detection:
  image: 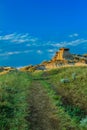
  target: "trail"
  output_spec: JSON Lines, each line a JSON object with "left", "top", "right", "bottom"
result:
{"left": 29, "top": 81, "right": 59, "bottom": 130}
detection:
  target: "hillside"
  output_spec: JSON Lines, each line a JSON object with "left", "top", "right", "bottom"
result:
{"left": 0, "top": 66, "right": 87, "bottom": 130}
{"left": 19, "top": 48, "right": 87, "bottom": 71}
{"left": 0, "top": 48, "right": 86, "bottom": 74}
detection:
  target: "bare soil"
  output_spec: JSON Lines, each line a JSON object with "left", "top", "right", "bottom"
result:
{"left": 29, "top": 81, "right": 60, "bottom": 130}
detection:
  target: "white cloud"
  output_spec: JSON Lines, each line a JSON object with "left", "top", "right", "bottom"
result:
{"left": 49, "top": 39, "right": 87, "bottom": 47}
{"left": 36, "top": 50, "right": 43, "bottom": 54}
{"left": 49, "top": 41, "right": 67, "bottom": 47}
{"left": 0, "top": 33, "right": 37, "bottom": 43}
{"left": 7, "top": 51, "right": 20, "bottom": 55}
{"left": 26, "top": 38, "right": 87, "bottom": 48}
{"left": 11, "top": 39, "right": 29, "bottom": 43}
{"left": 47, "top": 49, "right": 55, "bottom": 53}
{"left": 19, "top": 33, "right": 29, "bottom": 38}
{"left": 69, "top": 33, "right": 79, "bottom": 38}
{"left": 0, "top": 32, "right": 86, "bottom": 55}
{"left": 0, "top": 50, "right": 33, "bottom": 56}
{"left": 0, "top": 51, "right": 21, "bottom": 56}
{"left": 66, "top": 39, "right": 87, "bottom": 46}
{"left": 65, "top": 39, "right": 87, "bottom": 46}
{"left": 0, "top": 33, "right": 15, "bottom": 40}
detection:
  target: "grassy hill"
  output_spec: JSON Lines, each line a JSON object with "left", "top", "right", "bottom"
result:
{"left": 0, "top": 66, "right": 87, "bottom": 130}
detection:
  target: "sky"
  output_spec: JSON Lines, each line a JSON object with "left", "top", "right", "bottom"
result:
{"left": 0, "top": 0, "right": 87, "bottom": 67}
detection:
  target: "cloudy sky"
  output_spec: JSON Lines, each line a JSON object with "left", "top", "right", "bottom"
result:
{"left": 0, "top": 0, "right": 87, "bottom": 67}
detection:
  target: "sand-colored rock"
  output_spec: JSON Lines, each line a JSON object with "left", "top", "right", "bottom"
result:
{"left": 44, "top": 48, "right": 87, "bottom": 69}
{"left": 19, "top": 48, "right": 87, "bottom": 71}
{"left": 52, "top": 48, "right": 73, "bottom": 61}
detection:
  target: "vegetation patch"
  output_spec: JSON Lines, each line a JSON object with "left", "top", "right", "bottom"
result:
{"left": 0, "top": 71, "right": 31, "bottom": 130}
{"left": 0, "top": 66, "right": 87, "bottom": 130}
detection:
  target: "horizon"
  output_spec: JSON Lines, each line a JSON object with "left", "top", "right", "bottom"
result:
{"left": 0, "top": 47, "right": 86, "bottom": 68}
{"left": 0, "top": 0, "right": 87, "bottom": 67}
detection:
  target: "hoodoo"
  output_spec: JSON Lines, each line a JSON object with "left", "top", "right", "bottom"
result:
{"left": 52, "top": 47, "right": 73, "bottom": 61}
{"left": 20, "top": 47, "right": 87, "bottom": 71}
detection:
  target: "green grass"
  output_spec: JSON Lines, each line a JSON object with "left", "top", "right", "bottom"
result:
{"left": 32, "top": 66, "right": 87, "bottom": 129}
{"left": 0, "top": 71, "right": 31, "bottom": 130}
{"left": 46, "top": 67, "right": 87, "bottom": 112}
{"left": 40, "top": 80, "right": 79, "bottom": 130}
{"left": 0, "top": 66, "right": 87, "bottom": 130}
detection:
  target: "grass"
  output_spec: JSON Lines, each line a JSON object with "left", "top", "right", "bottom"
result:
{"left": 40, "top": 80, "right": 79, "bottom": 130}
{"left": 0, "top": 66, "right": 87, "bottom": 130}
{"left": 46, "top": 67, "right": 87, "bottom": 112}
{"left": 32, "top": 66, "right": 87, "bottom": 129}
{"left": 0, "top": 71, "right": 31, "bottom": 130}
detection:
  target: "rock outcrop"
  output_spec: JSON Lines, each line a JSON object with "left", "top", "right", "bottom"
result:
{"left": 20, "top": 47, "right": 87, "bottom": 71}
{"left": 52, "top": 48, "right": 73, "bottom": 61}
{"left": 0, "top": 66, "right": 16, "bottom": 75}
{"left": 41, "top": 48, "right": 87, "bottom": 69}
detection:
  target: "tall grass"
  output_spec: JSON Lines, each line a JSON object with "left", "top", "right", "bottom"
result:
{"left": 34, "top": 66, "right": 87, "bottom": 129}
{"left": 0, "top": 71, "right": 31, "bottom": 130}
{"left": 40, "top": 80, "right": 79, "bottom": 130}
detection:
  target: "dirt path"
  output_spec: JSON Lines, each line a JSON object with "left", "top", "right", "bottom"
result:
{"left": 29, "top": 81, "right": 59, "bottom": 130}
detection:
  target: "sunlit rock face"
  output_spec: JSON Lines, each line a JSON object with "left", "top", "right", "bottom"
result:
{"left": 44, "top": 48, "right": 87, "bottom": 69}
{"left": 20, "top": 48, "right": 87, "bottom": 71}
{"left": 52, "top": 48, "right": 73, "bottom": 61}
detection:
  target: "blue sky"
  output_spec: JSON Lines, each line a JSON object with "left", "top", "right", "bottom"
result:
{"left": 0, "top": 0, "right": 87, "bottom": 67}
